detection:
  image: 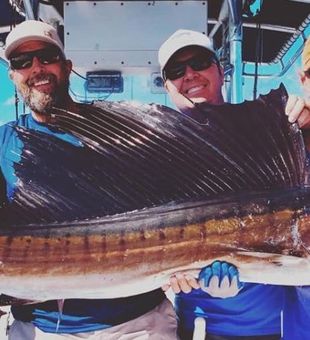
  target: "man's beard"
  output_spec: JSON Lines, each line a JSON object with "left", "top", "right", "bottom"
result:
{"left": 18, "top": 73, "right": 69, "bottom": 114}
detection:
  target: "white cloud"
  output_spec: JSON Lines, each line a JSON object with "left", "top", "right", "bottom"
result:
{"left": 3, "top": 96, "right": 16, "bottom": 106}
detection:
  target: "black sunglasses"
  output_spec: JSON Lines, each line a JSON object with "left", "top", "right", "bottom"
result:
{"left": 10, "top": 47, "right": 63, "bottom": 70}
{"left": 304, "top": 68, "right": 310, "bottom": 78}
{"left": 163, "top": 53, "right": 216, "bottom": 81}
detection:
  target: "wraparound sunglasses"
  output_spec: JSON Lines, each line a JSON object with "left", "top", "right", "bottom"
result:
{"left": 10, "top": 47, "right": 63, "bottom": 70}
{"left": 163, "top": 53, "right": 217, "bottom": 81}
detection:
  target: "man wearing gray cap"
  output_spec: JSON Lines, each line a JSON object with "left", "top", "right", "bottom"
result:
{"left": 158, "top": 29, "right": 283, "bottom": 340}
{"left": 1, "top": 20, "right": 178, "bottom": 339}
{"left": 158, "top": 29, "right": 225, "bottom": 112}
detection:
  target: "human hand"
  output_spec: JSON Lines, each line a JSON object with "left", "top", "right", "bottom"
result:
{"left": 285, "top": 95, "right": 310, "bottom": 129}
{"left": 162, "top": 272, "right": 200, "bottom": 294}
{"left": 165, "top": 80, "right": 196, "bottom": 114}
{"left": 0, "top": 309, "right": 7, "bottom": 318}
{"left": 198, "top": 260, "right": 244, "bottom": 298}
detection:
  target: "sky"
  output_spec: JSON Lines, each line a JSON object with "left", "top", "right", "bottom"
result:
{"left": 0, "top": 62, "right": 17, "bottom": 124}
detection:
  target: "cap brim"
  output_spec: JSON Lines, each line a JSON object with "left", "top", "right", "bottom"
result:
{"left": 5, "top": 35, "right": 64, "bottom": 59}
{"left": 160, "top": 43, "right": 215, "bottom": 73}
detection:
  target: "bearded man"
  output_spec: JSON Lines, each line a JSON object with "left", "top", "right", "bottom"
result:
{"left": 0, "top": 20, "right": 178, "bottom": 340}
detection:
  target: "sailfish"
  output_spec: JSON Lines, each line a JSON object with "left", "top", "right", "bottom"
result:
{"left": 0, "top": 84, "right": 309, "bottom": 302}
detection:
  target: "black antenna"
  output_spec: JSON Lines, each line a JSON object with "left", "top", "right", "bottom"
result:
{"left": 253, "top": 22, "right": 263, "bottom": 99}
{"left": 14, "top": 87, "right": 19, "bottom": 121}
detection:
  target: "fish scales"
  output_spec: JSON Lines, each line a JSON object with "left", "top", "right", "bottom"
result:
{"left": 0, "top": 194, "right": 310, "bottom": 300}
{"left": 0, "top": 213, "right": 308, "bottom": 300}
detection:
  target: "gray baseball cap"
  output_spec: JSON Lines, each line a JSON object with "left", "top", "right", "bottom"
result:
{"left": 5, "top": 20, "right": 64, "bottom": 59}
{"left": 158, "top": 29, "right": 215, "bottom": 71}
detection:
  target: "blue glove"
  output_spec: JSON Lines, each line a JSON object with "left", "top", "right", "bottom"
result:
{"left": 198, "top": 260, "right": 244, "bottom": 297}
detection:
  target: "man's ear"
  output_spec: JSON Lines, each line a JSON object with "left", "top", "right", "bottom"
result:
{"left": 8, "top": 69, "right": 14, "bottom": 81}
{"left": 219, "top": 66, "right": 224, "bottom": 86}
{"left": 164, "top": 81, "right": 169, "bottom": 92}
{"left": 64, "top": 59, "right": 73, "bottom": 76}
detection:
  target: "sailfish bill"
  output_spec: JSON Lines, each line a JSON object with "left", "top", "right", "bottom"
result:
{"left": 0, "top": 84, "right": 309, "bottom": 301}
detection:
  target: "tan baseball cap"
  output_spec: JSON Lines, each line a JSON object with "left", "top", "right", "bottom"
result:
{"left": 158, "top": 29, "right": 215, "bottom": 71}
{"left": 5, "top": 20, "right": 64, "bottom": 59}
{"left": 302, "top": 36, "right": 310, "bottom": 71}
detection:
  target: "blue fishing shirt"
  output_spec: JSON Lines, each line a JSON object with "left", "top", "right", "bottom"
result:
{"left": 283, "top": 286, "right": 310, "bottom": 339}
{"left": 175, "top": 283, "right": 284, "bottom": 336}
{"left": 0, "top": 113, "right": 166, "bottom": 333}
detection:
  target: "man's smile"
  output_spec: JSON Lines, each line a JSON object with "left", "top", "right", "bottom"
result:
{"left": 27, "top": 74, "right": 56, "bottom": 93}
{"left": 185, "top": 84, "right": 207, "bottom": 95}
